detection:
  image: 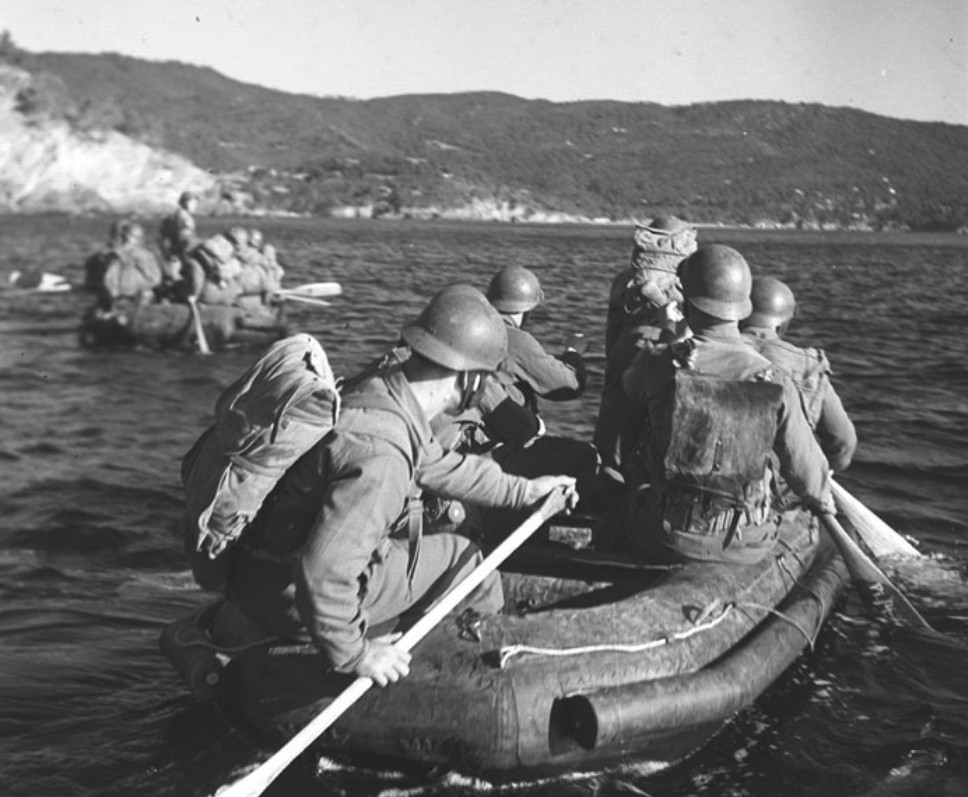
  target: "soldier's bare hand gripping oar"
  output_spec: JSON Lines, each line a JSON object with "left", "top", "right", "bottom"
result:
{"left": 212, "top": 484, "right": 575, "bottom": 797}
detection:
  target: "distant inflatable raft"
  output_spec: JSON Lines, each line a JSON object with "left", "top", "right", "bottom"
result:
{"left": 79, "top": 298, "right": 288, "bottom": 351}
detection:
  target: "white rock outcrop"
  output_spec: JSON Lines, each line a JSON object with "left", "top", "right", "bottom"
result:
{"left": 0, "top": 65, "right": 215, "bottom": 213}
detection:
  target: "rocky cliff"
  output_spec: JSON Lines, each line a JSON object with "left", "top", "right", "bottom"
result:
{"left": 0, "top": 65, "right": 214, "bottom": 213}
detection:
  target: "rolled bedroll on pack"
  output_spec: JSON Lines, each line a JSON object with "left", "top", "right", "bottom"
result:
{"left": 79, "top": 297, "right": 289, "bottom": 351}
{"left": 163, "top": 509, "right": 848, "bottom": 778}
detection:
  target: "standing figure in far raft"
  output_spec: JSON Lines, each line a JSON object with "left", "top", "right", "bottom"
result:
{"left": 594, "top": 215, "right": 697, "bottom": 480}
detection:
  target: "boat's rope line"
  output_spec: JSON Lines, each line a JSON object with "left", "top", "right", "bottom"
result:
{"left": 497, "top": 603, "right": 735, "bottom": 668}
{"left": 497, "top": 548, "right": 828, "bottom": 667}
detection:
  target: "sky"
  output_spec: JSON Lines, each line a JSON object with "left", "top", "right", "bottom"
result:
{"left": 3, "top": 0, "right": 967, "bottom": 125}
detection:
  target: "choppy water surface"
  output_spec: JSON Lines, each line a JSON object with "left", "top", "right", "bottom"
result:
{"left": 1, "top": 216, "right": 967, "bottom": 797}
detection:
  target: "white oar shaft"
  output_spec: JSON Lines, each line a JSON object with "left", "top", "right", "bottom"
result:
{"left": 275, "top": 282, "right": 342, "bottom": 299}
{"left": 831, "top": 480, "right": 921, "bottom": 559}
{"left": 214, "top": 493, "right": 563, "bottom": 797}
{"left": 187, "top": 297, "right": 212, "bottom": 355}
{"left": 819, "top": 513, "right": 932, "bottom": 630}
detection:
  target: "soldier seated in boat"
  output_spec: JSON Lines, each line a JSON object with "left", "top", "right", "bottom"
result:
{"left": 619, "top": 245, "right": 833, "bottom": 564}
{"left": 95, "top": 222, "right": 163, "bottom": 312}
{"left": 228, "top": 227, "right": 282, "bottom": 300}
{"left": 594, "top": 216, "right": 697, "bottom": 481}
{"left": 741, "top": 276, "right": 857, "bottom": 473}
{"left": 249, "top": 228, "right": 285, "bottom": 286}
{"left": 482, "top": 266, "right": 602, "bottom": 499}
{"left": 426, "top": 269, "right": 606, "bottom": 539}
{"left": 180, "top": 231, "right": 244, "bottom": 306}
{"left": 219, "top": 287, "right": 577, "bottom": 686}
{"left": 84, "top": 217, "right": 135, "bottom": 291}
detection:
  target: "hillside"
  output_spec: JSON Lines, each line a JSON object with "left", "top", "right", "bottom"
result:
{"left": 2, "top": 35, "right": 967, "bottom": 229}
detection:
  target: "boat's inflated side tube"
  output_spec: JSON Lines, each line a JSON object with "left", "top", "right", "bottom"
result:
{"left": 159, "top": 606, "right": 228, "bottom": 701}
{"left": 548, "top": 543, "right": 846, "bottom": 751}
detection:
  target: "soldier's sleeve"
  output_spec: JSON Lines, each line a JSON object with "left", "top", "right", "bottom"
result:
{"left": 773, "top": 377, "right": 833, "bottom": 513}
{"left": 294, "top": 443, "right": 411, "bottom": 672}
{"left": 816, "top": 378, "right": 857, "bottom": 473}
{"left": 513, "top": 330, "right": 586, "bottom": 400}
{"left": 417, "top": 438, "right": 532, "bottom": 510}
{"left": 479, "top": 377, "right": 542, "bottom": 445}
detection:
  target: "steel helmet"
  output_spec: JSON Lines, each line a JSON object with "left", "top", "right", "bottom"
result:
{"left": 644, "top": 215, "right": 691, "bottom": 235}
{"left": 485, "top": 266, "right": 544, "bottom": 313}
{"left": 747, "top": 276, "right": 796, "bottom": 328}
{"left": 402, "top": 285, "right": 508, "bottom": 372}
{"left": 680, "top": 245, "right": 752, "bottom": 321}
{"left": 226, "top": 227, "right": 248, "bottom": 247}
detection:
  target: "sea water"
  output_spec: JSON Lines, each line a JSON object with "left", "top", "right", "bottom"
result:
{"left": 1, "top": 216, "right": 967, "bottom": 796}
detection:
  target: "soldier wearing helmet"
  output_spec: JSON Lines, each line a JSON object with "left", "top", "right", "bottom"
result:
{"left": 484, "top": 265, "right": 587, "bottom": 417}
{"left": 97, "top": 221, "right": 163, "bottom": 311}
{"left": 157, "top": 190, "right": 201, "bottom": 298}
{"left": 619, "top": 245, "right": 833, "bottom": 564}
{"left": 474, "top": 266, "right": 607, "bottom": 518}
{"left": 594, "top": 215, "right": 697, "bottom": 478}
{"left": 741, "top": 277, "right": 856, "bottom": 473}
{"left": 225, "top": 286, "right": 577, "bottom": 687}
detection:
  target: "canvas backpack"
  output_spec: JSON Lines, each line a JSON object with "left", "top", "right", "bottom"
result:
{"left": 180, "top": 333, "right": 340, "bottom": 590}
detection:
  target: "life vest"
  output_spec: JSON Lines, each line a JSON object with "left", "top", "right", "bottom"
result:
{"left": 180, "top": 333, "right": 340, "bottom": 590}
{"left": 659, "top": 369, "right": 782, "bottom": 539}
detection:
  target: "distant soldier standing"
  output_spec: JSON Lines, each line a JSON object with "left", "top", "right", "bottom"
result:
{"left": 741, "top": 276, "right": 857, "bottom": 473}
{"left": 594, "top": 216, "right": 697, "bottom": 478}
{"left": 158, "top": 191, "right": 200, "bottom": 293}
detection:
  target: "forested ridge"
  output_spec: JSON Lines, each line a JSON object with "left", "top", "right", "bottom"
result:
{"left": 3, "top": 33, "right": 967, "bottom": 229}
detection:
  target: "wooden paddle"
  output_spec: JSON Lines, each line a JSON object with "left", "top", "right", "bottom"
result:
{"left": 213, "top": 488, "right": 571, "bottom": 797}
{"left": 275, "top": 293, "right": 331, "bottom": 308}
{"left": 818, "top": 512, "right": 933, "bottom": 630}
{"left": 187, "top": 296, "right": 212, "bottom": 355}
{"left": 275, "top": 282, "right": 343, "bottom": 300}
{"left": 831, "top": 479, "right": 922, "bottom": 559}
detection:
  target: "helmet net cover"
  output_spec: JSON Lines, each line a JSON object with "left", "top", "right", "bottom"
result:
{"left": 633, "top": 215, "right": 697, "bottom": 260}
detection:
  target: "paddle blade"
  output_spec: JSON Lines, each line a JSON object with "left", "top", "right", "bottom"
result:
{"left": 819, "top": 513, "right": 933, "bottom": 630}
{"left": 277, "top": 282, "right": 342, "bottom": 299}
{"left": 277, "top": 294, "right": 331, "bottom": 308}
{"left": 831, "top": 480, "right": 922, "bottom": 559}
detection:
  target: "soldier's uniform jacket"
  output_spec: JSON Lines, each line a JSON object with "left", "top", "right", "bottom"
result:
{"left": 497, "top": 320, "right": 587, "bottom": 414}
{"left": 159, "top": 207, "right": 197, "bottom": 259}
{"left": 101, "top": 244, "right": 162, "bottom": 301}
{"left": 743, "top": 326, "right": 857, "bottom": 473}
{"left": 226, "top": 360, "right": 532, "bottom": 672}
